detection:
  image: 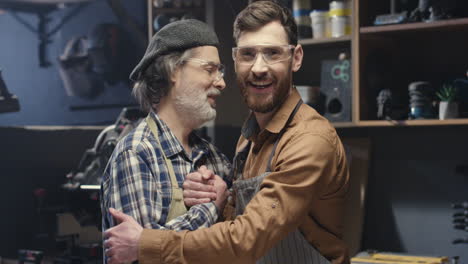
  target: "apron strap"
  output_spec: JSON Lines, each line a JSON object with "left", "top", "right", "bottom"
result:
{"left": 146, "top": 115, "right": 180, "bottom": 189}
{"left": 266, "top": 99, "right": 303, "bottom": 172}
{"left": 146, "top": 115, "right": 187, "bottom": 220}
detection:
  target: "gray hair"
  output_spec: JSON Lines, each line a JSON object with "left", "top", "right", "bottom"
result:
{"left": 132, "top": 49, "right": 194, "bottom": 112}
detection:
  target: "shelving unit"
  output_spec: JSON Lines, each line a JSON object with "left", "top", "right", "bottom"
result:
{"left": 355, "top": 0, "right": 468, "bottom": 127}
{"left": 296, "top": 0, "right": 468, "bottom": 128}
{"left": 147, "top": 0, "right": 210, "bottom": 39}
{"left": 294, "top": 0, "right": 354, "bottom": 128}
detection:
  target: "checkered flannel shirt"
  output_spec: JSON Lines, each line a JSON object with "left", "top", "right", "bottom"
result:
{"left": 101, "top": 111, "right": 232, "bottom": 232}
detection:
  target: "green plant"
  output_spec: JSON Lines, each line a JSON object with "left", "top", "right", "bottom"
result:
{"left": 436, "top": 84, "right": 457, "bottom": 102}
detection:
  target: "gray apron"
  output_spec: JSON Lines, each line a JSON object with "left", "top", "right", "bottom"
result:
{"left": 231, "top": 100, "right": 330, "bottom": 264}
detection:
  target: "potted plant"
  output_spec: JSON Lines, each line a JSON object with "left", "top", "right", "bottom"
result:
{"left": 436, "top": 84, "right": 458, "bottom": 120}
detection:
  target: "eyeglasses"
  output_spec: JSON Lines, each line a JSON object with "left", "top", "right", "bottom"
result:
{"left": 232, "top": 44, "right": 295, "bottom": 66}
{"left": 184, "top": 58, "right": 225, "bottom": 82}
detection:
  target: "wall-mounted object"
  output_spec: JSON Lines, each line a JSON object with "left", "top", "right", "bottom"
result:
{"left": 0, "top": 69, "right": 20, "bottom": 113}
{"left": 0, "top": 0, "right": 94, "bottom": 67}
{"left": 320, "top": 59, "right": 352, "bottom": 122}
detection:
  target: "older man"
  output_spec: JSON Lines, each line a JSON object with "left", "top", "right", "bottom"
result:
{"left": 104, "top": 2, "right": 350, "bottom": 264}
{"left": 100, "top": 19, "right": 231, "bottom": 262}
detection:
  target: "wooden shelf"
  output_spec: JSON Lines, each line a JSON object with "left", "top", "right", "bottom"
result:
{"left": 332, "top": 119, "right": 468, "bottom": 128}
{"left": 357, "top": 119, "right": 468, "bottom": 127}
{"left": 333, "top": 122, "right": 357, "bottom": 128}
{"left": 360, "top": 17, "right": 468, "bottom": 34}
{"left": 299, "top": 35, "right": 351, "bottom": 46}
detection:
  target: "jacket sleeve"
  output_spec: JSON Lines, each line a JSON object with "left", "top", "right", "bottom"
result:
{"left": 138, "top": 132, "right": 346, "bottom": 264}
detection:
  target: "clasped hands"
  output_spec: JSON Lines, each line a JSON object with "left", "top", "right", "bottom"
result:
{"left": 103, "top": 165, "right": 229, "bottom": 264}
{"left": 183, "top": 165, "right": 230, "bottom": 210}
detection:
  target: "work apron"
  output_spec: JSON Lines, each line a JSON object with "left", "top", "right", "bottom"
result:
{"left": 231, "top": 100, "right": 330, "bottom": 264}
{"left": 146, "top": 116, "right": 188, "bottom": 222}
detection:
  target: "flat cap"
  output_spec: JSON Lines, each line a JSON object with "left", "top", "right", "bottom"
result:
{"left": 129, "top": 19, "right": 219, "bottom": 81}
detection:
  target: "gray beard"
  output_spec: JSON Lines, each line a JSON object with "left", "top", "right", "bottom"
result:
{"left": 174, "top": 94, "right": 216, "bottom": 128}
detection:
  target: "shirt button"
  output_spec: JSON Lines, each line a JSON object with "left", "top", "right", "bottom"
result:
{"left": 271, "top": 203, "right": 277, "bottom": 208}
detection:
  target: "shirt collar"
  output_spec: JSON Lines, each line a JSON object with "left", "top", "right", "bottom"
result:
{"left": 148, "top": 111, "right": 208, "bottom": 158}
{"left": 241, "top": 87, "right": 302, "bottom": 140}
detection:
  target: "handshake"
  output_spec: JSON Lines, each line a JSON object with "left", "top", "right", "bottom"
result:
{"left": 183, "top": 165, "right": 230, "bottom": 210}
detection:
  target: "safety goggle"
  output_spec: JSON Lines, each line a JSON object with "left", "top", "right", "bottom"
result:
{"left": 232, "top": 44, "right": 295, "bottom": 65}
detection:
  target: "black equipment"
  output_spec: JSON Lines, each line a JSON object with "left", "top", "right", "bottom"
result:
{"left": 57, "top": 107, "right": 145, "bottom": 247}
{"left": 0, "top": 69, "right": 20, "bottom": 113}
{"left": 18, "top": 249, "right": 43, "bottom": 264}
{"left": 64, "top": 107, "right": 146, "bottom": 192}
{"left": 320, "top": 59, "right": 352, "bottom": 122}
{"left": 452, "top": 201, "right": 468, "bottom": 245}
{"left": 408, "top": 81, "right": 436, "bottom": 119}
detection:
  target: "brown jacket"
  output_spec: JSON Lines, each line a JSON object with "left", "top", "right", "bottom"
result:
{"left": 139, "top": 88, "right": 350, "bottom": 264}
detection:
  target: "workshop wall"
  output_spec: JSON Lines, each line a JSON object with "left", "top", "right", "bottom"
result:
{"left": 0, "top": 126, "right": 102, "bottom": 258}
{"left": 211, "top": 0, "right": 250, "bottom": 129}
{"left": 0, "top": 1, "right": 144, "bottom": 126}
{"left": 0, "top": 0, "right": 145, "bottom": 258}
{"left": 340, "top": 126, "right": 468, "bottom": 261}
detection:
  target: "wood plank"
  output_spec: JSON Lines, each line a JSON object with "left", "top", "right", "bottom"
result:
{"left": 357, "top": 119, "right": 468, "bottom": 127}
{"left": 352, "top": 0, "right": 360, "bottom": 123}
{"left": 147, "top": 0, "right": 153, "bottom": 38}
{"left": 299, "top": 35, "right": 351, "bottom": 46}
{"left": 360, "top": 17, "right": 468, "bottom": 34}
{"left": 333, "top": 122, "right": 357, "bottom": 128}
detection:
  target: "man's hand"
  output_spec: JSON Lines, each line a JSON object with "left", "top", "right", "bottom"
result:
{"left": 104, "top": 208, "right": 143, "bottom": 264}
{"left": 183, "top": 165, "right": 217, "bottom": 206}
{"left": 211, "top": 175, "right": 230, "bottom": 211}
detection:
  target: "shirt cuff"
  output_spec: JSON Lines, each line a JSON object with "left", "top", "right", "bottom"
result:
{"left": 139, "top": 229, "right": 164, "bottom": 264}
{"left": 203, "top": 202, "right": 219, "bottom": 225}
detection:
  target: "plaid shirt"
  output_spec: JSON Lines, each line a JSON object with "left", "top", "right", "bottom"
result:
{"left": 101, "top": 111, "right": 231, "bottom": 232}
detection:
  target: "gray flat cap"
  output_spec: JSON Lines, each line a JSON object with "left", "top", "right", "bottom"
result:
{"left": 129, "top": 19, "right": 219, "bottom": 81}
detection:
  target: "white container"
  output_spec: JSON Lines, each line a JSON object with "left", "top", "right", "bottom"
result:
{"left": 330, "top": 16, "right": 351, "bottom": 37}
{"left": 329, "top": 1, "right": 351, "bottom": 37}
{"left": 310, "top": 10, "right": 328, "bottom": 39}
{"left": 439, "top": 101, "right": 459, "bottom": 120}
{"left": 329, "top": 1, "right": 351, "bottom": 15}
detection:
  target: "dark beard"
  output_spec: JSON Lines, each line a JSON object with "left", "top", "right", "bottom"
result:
{"left": 237, "top": 72, "right": 291, "bottom": 113}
